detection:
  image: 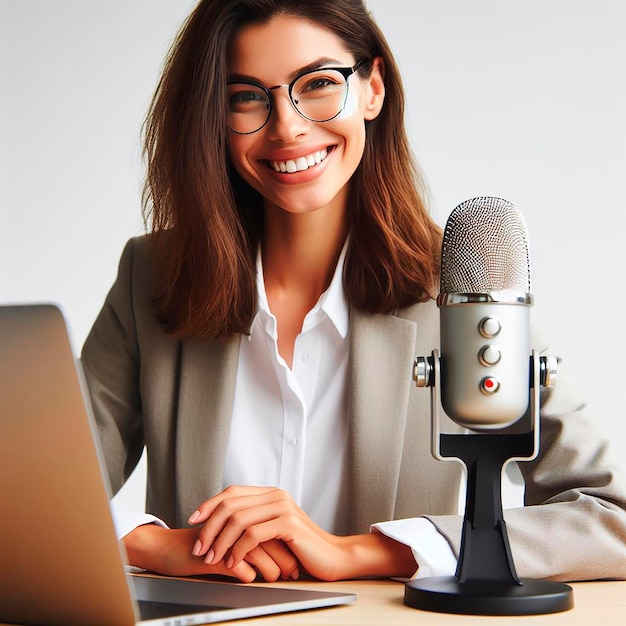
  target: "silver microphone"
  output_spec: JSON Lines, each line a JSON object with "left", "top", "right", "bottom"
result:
{"left": 406, "top": 198, "right": 572, "bottom": 616}
{"left": 438, "top": 196, "right": 533, "bottom": 430}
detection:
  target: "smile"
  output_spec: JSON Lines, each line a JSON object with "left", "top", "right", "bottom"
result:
{"left": 269, "top": 148, "right": 330, "bottom": 173}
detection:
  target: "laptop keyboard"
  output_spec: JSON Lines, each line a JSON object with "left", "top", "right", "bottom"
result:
{"left": 137, "top": 599, "right": 227, "bottom": 620}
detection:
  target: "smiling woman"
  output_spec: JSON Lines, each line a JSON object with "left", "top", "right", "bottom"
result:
{"left": 77, "top": 0, "right": 626, "bottom": 586}
{"left": 140, "top": 1, "right": 436, "bottom": 346}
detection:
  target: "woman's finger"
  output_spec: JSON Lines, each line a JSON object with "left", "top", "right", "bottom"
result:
{"left": 239, "top": 544, "right": 290, "bottom": 582}
{"left": 204, "top": 498, "right": 300, "bottom": 564}
{"left": 193, "top": 488, "right": 295, "bottom": 558}
{"left": 227, "top": 518, "right": 293, "bottom": 566}
{"left": 256, "top": 539, "right": 300, "bottom": 580}
{"left": 227, "top": 517, "right": 348, "bottom": 582}
{"left": 188, "top": 485, "right": 278, "bottom": 525}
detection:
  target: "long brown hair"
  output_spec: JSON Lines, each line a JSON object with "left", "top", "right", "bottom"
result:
{"left": 142, "top": 0, "right": 441, "bottom": 341}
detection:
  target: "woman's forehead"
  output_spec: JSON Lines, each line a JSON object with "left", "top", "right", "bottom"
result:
{"left": 227, "top": 15, "right": 353, "bottom": 82}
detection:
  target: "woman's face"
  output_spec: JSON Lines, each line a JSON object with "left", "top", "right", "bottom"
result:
{"left": 227, "top": 15, "right": 384, "bottom": 218}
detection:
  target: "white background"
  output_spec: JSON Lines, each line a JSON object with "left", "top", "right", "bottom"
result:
{"left": 2, "top": 1, "right": 625, "bottom": 511}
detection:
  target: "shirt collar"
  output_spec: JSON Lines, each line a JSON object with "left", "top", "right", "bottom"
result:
{"left": 250, "top": 240, "right": 349, "bottom": 340}
{"left": 316, "top": 240, "right": 349, "bottom": 338}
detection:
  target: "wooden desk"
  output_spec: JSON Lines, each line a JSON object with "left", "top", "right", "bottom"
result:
{"left": 247, "top": 579, "right": 625, "bottom": 625}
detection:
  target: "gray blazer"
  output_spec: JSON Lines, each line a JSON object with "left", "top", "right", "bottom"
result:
{"left": 81, "top": 236, "right": 626, "bottom": 582}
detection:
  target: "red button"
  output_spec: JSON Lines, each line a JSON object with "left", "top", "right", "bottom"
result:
{"left": 480, "top": 376, "right": 500, "bottom": 394}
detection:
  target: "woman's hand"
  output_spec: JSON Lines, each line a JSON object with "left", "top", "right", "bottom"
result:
{"left": 122, "top": 523, "right": 299, "bottom": 583}
{"left": 187, "top": 485, "right": 418, "bottom": 581}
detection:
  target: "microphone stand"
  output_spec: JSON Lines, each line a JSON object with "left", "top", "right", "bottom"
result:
{"left": 404, "top": 351, "right": 574, "bottom": 615}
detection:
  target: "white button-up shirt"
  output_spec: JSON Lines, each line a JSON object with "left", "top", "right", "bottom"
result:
{"left": 223, "top": 244, "right": 350, "bottom": 535}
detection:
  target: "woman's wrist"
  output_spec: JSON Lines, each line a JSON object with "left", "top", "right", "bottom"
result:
{"left": 336, "top": 532, "right": 417, "bottom": 580}
{"left": 122, "top": 523, "right": 167, "bottom": 571}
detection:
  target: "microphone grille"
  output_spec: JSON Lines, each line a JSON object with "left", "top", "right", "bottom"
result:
{"left": 440, "top": 196, "right": 531, "bottom": 293}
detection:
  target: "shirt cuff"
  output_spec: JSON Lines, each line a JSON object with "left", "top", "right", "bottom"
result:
{"left": 371, "top": 517, "right": 457, "bottom": 580}
{"left": 110, "top": 503, "right": 169, "bottom": 540}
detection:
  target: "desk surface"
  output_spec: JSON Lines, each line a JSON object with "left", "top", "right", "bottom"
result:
{"left": 1, "top": 578, "right": 623, "bottom": 625}
{"left": 248, "top": 579, "right": 625, "bottom": 625}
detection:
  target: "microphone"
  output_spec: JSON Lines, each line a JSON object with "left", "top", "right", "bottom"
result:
{"left": 438, "top": 196, "right": 533, "bottom": 430}
{"left": 405, "top": 197, "right": 572, "bottom": 616}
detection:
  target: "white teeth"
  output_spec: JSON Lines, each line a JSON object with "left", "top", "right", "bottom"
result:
{"left": 270, "top": 149, "right": 328, "bottom": 173}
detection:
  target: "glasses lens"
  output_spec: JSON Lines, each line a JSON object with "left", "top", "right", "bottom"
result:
{"left": 228, "top": 83, "right": 270, "bottom": 134}
{"left": 291, "top": 69, "right": 349, "bottom": 122}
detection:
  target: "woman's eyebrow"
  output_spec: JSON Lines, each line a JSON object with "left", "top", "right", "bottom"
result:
{"left": 286, "top": 57, "right": 346, "bottom": 81}
{"left": 228, "top": 56, "right": 347, "bottom": 85}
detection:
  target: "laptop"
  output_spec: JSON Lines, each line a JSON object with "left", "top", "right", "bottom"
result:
{"left": 0, "top": 304, "right": 356, "bottom": 625}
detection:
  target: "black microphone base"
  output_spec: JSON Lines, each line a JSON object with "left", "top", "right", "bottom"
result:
{"left": 404, "top": 576, "right": 573, "bottom": 615}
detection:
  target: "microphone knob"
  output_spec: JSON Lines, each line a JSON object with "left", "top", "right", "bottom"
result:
{"left": 479, "top": 345, "right": 502, "bottom": 366}
{"left": 539, "top": 356, "right": 558, "bottom": 387}
{"left": 414, "top": 356, "right": 434, "bottom": 388}
{"left": 478, "top": 316, "right": 501, "bottom": 338}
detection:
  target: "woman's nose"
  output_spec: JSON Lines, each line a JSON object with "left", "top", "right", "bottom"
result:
{"left": 265, "top": 89, "right": 311, "bottom": 141}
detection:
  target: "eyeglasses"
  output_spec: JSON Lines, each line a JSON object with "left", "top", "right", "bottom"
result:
{"left": 227, "top": 59, "right": 366, "bottom": 135}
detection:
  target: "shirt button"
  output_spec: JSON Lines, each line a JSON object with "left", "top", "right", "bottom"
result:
{"left": 290, "top": 437, "right": 299, "bottom": 447}
{"left": 301, "top": 353, "right": 311, "bottom": 362}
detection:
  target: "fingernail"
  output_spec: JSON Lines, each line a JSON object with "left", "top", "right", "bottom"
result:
{"left": 192, "top": 540, "right": 203, "bottom": 556}
{"left": 203, "top": 549, "right": 215, "bottom": 564}
{"left": 226, "top": 555, "right": 234, "bottom": 569}
{"left": 188, "top": 510, "right": 201, "bottom": 524}
{"left": 290, "top": 569, "right": 300, "bottom": 580}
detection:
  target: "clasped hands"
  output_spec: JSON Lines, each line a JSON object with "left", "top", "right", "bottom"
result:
{"left": 124, "top": 484, "right": 416, "bottom": 583}
{"left": 188, "top": 484, "right": 351, "bottom": 582}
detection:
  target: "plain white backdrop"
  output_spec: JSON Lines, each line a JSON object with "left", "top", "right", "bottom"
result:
{"left": 2, "top": 1, "right": 625, "bottom": 511}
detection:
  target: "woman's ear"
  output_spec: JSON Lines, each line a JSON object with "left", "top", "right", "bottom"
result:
{"left": 363, "top": 57, "right": 385, "bottom": 121}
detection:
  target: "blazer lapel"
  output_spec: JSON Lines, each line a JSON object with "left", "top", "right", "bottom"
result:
{"left": 347, "top": 309, "right": 419, "bottom": 534}
{"left": 174, "top": 336, "right": 241, "bottom": 526}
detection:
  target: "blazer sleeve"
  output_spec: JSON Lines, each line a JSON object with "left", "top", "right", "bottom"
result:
{"left": 80, "top": 235, "right": 234, "bottom": 528}
{"left": 80, "top": 237, "right": 147, "bottom": 495}
{"left": 425, "top": 324, "right": 626, "bottom": 582}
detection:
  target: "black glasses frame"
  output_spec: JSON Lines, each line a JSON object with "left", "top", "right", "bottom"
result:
{"left": 227, "top": 59, "right": 367, "bottom": 135}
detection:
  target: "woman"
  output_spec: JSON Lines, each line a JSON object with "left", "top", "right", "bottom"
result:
{"left": 81, "top": 0, "right": 626, "bottom": 584}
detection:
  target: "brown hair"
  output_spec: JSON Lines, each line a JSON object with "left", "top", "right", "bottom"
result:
{"left": 142, "top": 0, "right": 441, "bottom": 341}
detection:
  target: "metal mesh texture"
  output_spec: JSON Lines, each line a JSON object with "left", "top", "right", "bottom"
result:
{"left": 440, "top": 196, "right": 531, "bottom": 293}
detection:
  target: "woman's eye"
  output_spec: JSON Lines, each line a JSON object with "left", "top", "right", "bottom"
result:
{"left": 232, "top": 91, "right": 261, "bottom": 103}
{"left": 229, "top": 89, "right": 266, "bottom": 110}
{"left": 295, "top": 70, "right": 345, "bottom": 98}
{"left": 302, "top": 77, "right": 337, "bottom": 93}
{"left": 308, "top": 77, "right": 336, "bottom": 91}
